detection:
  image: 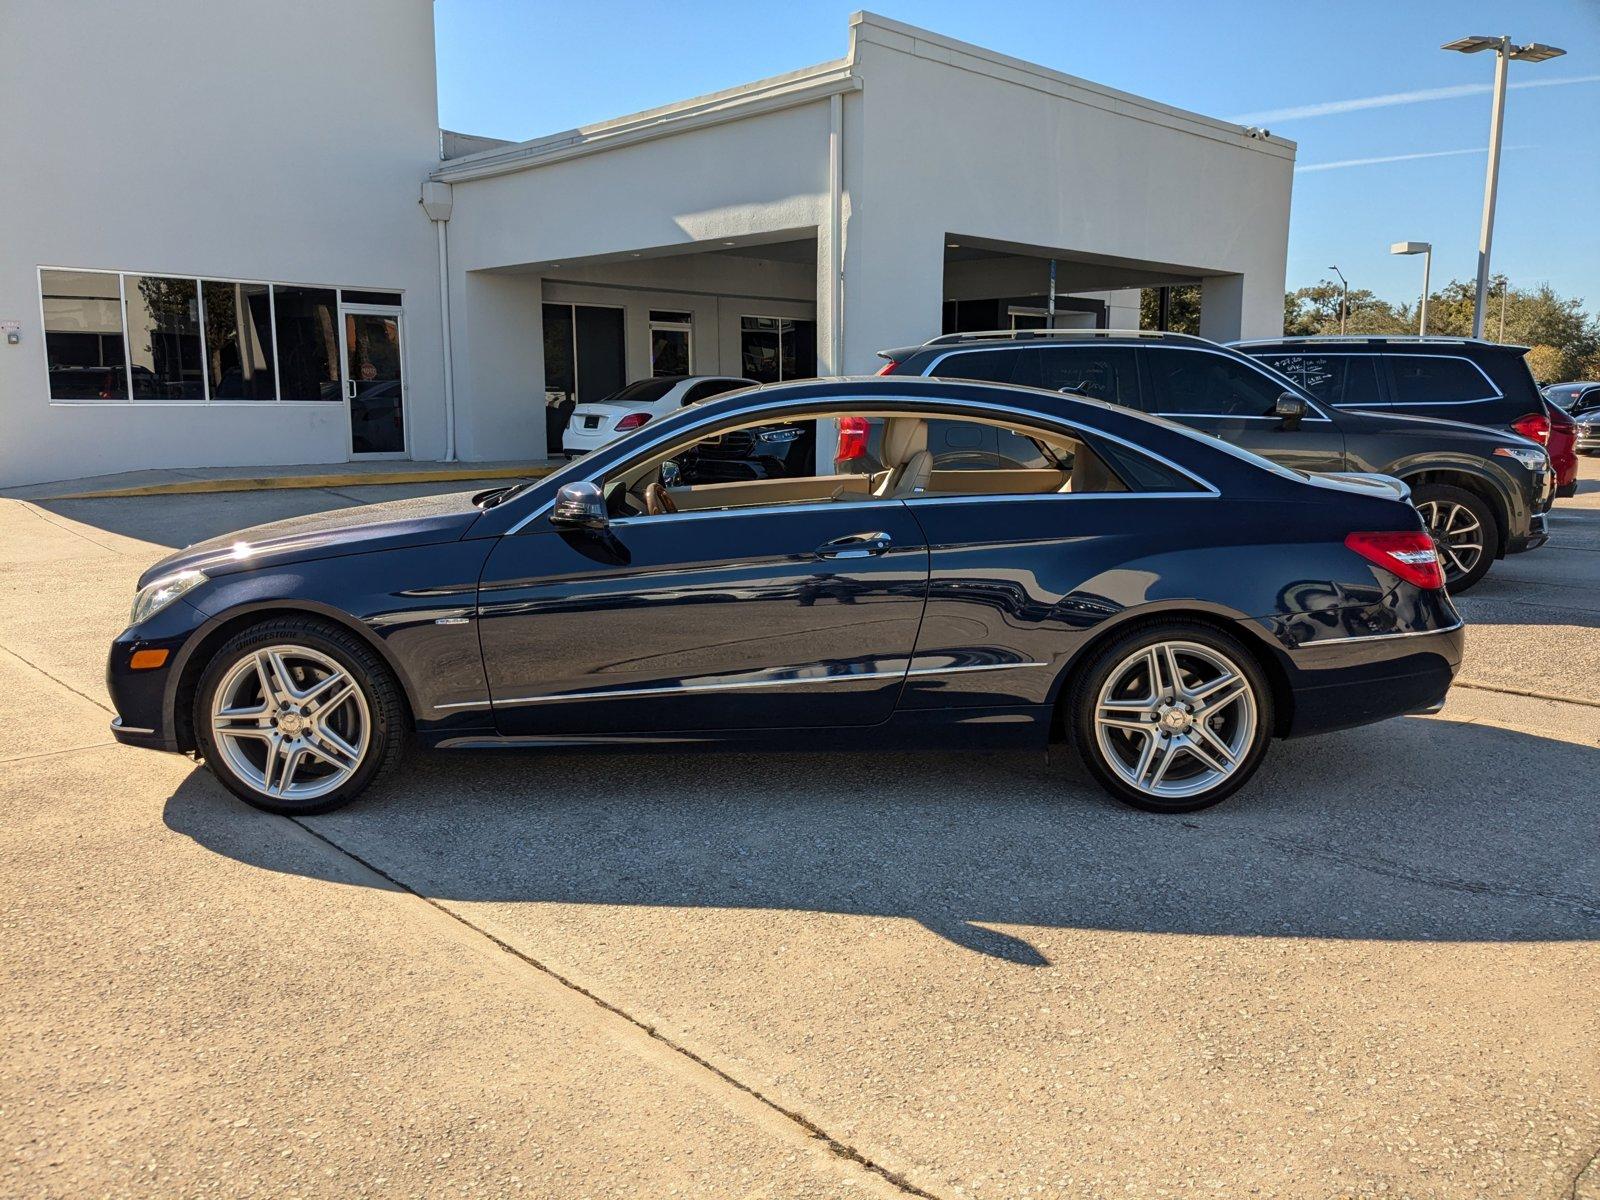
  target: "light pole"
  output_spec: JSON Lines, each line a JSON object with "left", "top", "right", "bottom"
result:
{"left": 1329, "top": 265, "right": 1349, "bottom": 334}
{"left": 1391, "top": 241, "right": 1432, "bottom": 335}
{"left": 1443, "top": 34, "right": 1565, "bottom": 338}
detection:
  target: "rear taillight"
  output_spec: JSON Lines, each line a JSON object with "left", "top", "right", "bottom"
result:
{"left": 615, "top": 412, "right": 651, "bottom": 432}
{"left": 874, "top": 359, "right": 900, "bottom": 376}
{"left": 836, "top": 415, "right": 869, "bottom": 461}
{"left": 1511, "top": 412, "right": 1550, "bottom": 445}
{"left": 1344, "top": 531, "right": 1445, "bottom": 590}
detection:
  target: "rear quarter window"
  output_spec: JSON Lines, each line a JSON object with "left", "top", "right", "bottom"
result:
{"left": 1384, "top": 355, "right": 1499, "bottom": 406}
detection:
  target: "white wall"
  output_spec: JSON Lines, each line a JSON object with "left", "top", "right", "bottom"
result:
{"left": 841, "top": 15, "right": 1294, "bottom": 367}
{"left": 0, "top": 0, "right": 446, "bottom": 487}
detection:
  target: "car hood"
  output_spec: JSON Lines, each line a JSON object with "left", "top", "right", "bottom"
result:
{"left": 138, "top": 490, "right": 484, "bottom": 587}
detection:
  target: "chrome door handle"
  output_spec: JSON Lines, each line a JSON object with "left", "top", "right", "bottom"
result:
{"left": 817, "top": 531, "right": 892, "bottom": 559}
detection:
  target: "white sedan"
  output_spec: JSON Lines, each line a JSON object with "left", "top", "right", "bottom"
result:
{"left": 561, "top": 375, "right": 756, "bottom": 456}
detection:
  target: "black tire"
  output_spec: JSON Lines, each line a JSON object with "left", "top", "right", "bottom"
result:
{"left": 193, "top": 617, "right": 407, "bottom": 815}
{"left": 1068, "top": 621, "right": 1275, "bottom": 814}
{"left": 1411, "top": 482, "right": 1496, "bottom": 594}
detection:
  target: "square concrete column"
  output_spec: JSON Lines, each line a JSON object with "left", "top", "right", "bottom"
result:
{"left": 837, "top": 220, "right": 947, "bottom": 374}
{"left": 1198, "top": 272, "right": 1284, "bottom": 342}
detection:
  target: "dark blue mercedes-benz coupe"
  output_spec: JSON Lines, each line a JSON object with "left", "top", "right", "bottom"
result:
{"left": 108, "top": 376, "right": 1463, "bottom": 815}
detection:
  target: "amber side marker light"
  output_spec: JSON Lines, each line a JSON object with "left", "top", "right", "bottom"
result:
{"left": 129, "top": 648, "right": 170, "bottom": 670}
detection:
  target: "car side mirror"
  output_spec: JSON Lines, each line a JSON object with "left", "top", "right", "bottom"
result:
{"left": 550, "top": 481, "right": 608, "bottom": 530}
{"left": 1274, "top": 392, "right": 1306, "bottom": 429}
{"left": 660, "top": 459, "right": 683, "bottom": 488}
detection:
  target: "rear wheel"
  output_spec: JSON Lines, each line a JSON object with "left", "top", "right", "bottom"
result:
{"left": 1412, "top": 483, "right": 1495, "bottom": 593}
{"left": 194, "top": 618, "right": 406, "bottom": 814}
{"left": 1069, "top": 622, "right": 1274, "bottom": 814}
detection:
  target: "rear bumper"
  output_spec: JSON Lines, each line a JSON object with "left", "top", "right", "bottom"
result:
{"left": 561, "top": 426, "right": 621, "bottom": 455}
{"left": 1280, "top": 621, "right": 1464, "bottom": 737}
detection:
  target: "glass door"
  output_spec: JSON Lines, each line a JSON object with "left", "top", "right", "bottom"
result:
{"left": 341, "top": 307, "right": 407, "bottom": 457}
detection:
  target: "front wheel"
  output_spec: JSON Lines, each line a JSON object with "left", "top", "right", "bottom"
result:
{"left": 194, "top": 618, "right": 406, "bottom": 814}
{"left": 1068, "top": 622, "right": 1274, "bottom": 814}
{"left": 1412, "top": 483, "right": 1495, "bottom": 593}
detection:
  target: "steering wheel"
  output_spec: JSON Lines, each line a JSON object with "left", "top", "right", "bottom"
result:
{"left": 644, "top": 481, "right": 678, "bottom": 516}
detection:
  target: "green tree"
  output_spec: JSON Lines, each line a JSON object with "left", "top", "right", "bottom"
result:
{"left": 1139, "top": 285, "right": 1202, "bottom": 335}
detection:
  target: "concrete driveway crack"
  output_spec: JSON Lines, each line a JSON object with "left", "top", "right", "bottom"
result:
{"left": 1264, "top": 836, "right": 1600, "bottom": 920}
{"left": 0, "top": 643, "right": 114, "bottom": 714}
{"left": 287, "top": 816, "right": 946, "bottom": 1200}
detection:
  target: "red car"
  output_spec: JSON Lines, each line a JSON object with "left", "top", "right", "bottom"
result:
{"left": 1545, "top": 398, "right": 1578, "bottom": 499}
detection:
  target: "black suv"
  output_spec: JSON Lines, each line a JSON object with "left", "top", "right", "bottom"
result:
{"left": 879, "top": 330, "right": 1553, "bottom": 591}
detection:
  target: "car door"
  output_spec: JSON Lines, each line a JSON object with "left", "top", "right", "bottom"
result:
{"left": 1139, "top": 346, "right": 1347, "bottom": 472}
{"left": 476, "top": 489, "right": 930, "bottom": 738}
{"left": 890, "top": 414, "right": 1216, "bottom": 713}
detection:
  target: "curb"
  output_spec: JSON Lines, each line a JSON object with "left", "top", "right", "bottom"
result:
{"left": 38, "top": 465, "right": 555, "bottom": 500}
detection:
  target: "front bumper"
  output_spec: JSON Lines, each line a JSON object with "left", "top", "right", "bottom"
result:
{"left": 105, "top": 597, "right": 209, "bottom": 753}
{"left": 1509, "top": 509, "right": 1549, "bottom": 554}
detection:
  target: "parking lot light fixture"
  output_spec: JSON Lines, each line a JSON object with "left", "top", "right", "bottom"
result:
{"left": 1329, "top": 265, "right": 1349, "bottom": 334}
{"left": 1443, "top": 34, "right": 1566, "bottom": 338}
{"left": 1391, "top": 242, "right": 1432, "bottom": 334}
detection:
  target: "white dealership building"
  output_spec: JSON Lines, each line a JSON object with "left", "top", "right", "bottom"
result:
{"left": 0, "top": 1, "right": 1295, "bottom": 488}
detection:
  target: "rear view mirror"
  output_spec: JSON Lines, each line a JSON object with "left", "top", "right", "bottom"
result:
{"left": 1274, "top": 392, "right": 1306, "bottom": 429}
{"left": 550, "top": 481, "right": 608, "bottom": 530}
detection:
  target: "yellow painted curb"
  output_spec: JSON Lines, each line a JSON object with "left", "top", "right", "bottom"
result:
{"left": 43, "top": 465, "right": 554, "bottom": 500}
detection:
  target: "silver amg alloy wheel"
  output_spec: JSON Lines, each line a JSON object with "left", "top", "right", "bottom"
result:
{"left": 1416, "top": 498, "right": 1483, "bottom": 582}
{"left": 1092, "top": 639, "right": 1258, "bottom": 801}
{"left": 208, "top": 644, "right": 371, "bottom": 802}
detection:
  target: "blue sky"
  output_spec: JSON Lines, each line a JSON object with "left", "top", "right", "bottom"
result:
{"left": 436, "top": 1, "right": 1600, "bottom": 312}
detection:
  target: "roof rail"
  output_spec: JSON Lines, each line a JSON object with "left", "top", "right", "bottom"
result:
{"left": 920, "top": 328, "right": 1218, "bottom": 348}
{"left": 1231, "top": 334, "right": 1495, "bottom": 348}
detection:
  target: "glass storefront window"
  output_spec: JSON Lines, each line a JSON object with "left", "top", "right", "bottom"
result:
{"left": 41, "top": 269, "right": 129, "bottom": 400}
{"left": 741, "top": 316, "right": 817, "bottom": 384}
{"left": 202, "top": 281, "right": 277, "bottom": 401}
{"left": 273, "top": 286, "right": 341, "bottom": 401}
{"left": 124, "top": 275, "right": 205, "bottom": 399}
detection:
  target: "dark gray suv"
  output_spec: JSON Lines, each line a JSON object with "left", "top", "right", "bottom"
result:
{"left": 879, "top": 330, "right": 1553, "bottom": 592}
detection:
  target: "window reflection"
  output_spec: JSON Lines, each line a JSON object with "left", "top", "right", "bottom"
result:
{"left": 203, "top": 281, "right": 276, "bottom": 400}
{"left": 41, "top": 270, "right": 129, "bottom": 400}
{"left": 273, "top": 286, "right": 341, "bottom": 401}
{"left": 125, "top": 275, "right": 204, "bottom": 399}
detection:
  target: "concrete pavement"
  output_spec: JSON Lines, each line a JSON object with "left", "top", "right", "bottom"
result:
{"left": 2, "top": 464, "right": 1597, "bottom": 1198}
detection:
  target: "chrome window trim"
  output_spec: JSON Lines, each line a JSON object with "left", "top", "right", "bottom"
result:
{"left": 1291, "top": 619, "right": 1464, "bottom": 648}
{"left": 434, "top": 659, "right": 1049, "bottom": 711}
{"left": 503, "top": 391, "right": 1222, "bottom": 533}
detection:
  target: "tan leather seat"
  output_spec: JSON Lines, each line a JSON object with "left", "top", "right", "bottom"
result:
{"left": 874, "top": 418, "right": 933, "bottom": 498}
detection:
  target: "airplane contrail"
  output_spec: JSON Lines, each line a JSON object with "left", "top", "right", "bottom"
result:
{"left": 1231, "top": 74, "right": 1600, "bottom": 125}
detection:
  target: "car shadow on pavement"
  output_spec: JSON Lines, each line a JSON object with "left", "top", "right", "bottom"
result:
{"left": 162, "top": 712, "right": 1600, "bottom": 965}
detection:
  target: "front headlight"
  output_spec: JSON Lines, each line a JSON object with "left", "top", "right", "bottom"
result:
{"left": 130, "top": 569, "right": 207, "bottom": 626}
{"left": 1494, "top": 446, "right": 1548, "bottom": 471}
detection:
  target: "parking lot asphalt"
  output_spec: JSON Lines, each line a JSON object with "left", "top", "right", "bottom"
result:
{"left": 2, "top": 467, "right": 1597, "bottom": 1198}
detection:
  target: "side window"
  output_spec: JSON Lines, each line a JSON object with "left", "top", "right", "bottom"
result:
{"left": 1384, "top": 355, "right": 1499, "bottom": 405}
{"left": 1144, "top": 349, "right": 1284, "bottom": 417}
{"left": 1017, "top": 347, "right": 1141, "bottom": 408}
{"left": 1260, "top": 354, "right": 1346, "bottom": 405}
{"left": 927, "top": 350, "right": 1020, "bottom": 383}
{"left": 607, "top": 409, "right": 1150, "bottom": 517}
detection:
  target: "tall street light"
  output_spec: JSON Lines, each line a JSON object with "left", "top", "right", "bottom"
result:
{"left": 1391, "top": 241, "right": 1432, "bottom": 335}
{"left": 1442, "top": 34, "right": 1566, "bottom": 338}
{"left": 1328, "top": 265, "right": 1349, "bottom": 334}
